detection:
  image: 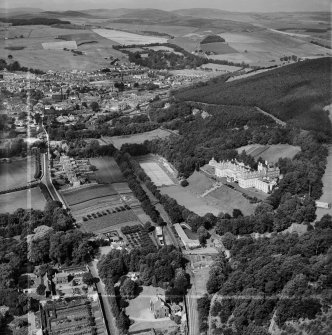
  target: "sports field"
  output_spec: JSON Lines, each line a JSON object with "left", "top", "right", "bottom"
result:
{"left": 140, "top": 162, "right": 174, "bottom": 187}
{"left": 236, "top": 144, "right": 301, "bottom": 163}
{"left": 0, "top": 187, "right": 46, "bottom": 213}
{"left": 0, "top": 158, "right": 35, "bottom": 192}
{"left": 90, "top": 157, "right": 125, "bottom": 183}
{"left": 102, "top": 128, "right": 172, "bottom": 149}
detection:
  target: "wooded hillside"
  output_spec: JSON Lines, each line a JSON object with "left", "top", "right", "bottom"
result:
{"left": 175, "top": 57, "right": 332, "bottom": 137}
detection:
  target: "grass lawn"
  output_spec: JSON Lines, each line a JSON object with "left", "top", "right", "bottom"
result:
{"left": 0, "top": 187, "right": 46, "bottom": 213}
{"left": 205, "top": 185, "right": 256, "bottom": 216}
{"left": 160, "top": 185, "right": 220, "bottom": 216}
{"left": 90, "top": 157, "right": 125, "bottom": 183}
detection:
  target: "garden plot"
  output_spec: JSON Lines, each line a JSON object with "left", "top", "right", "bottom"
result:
{"left": 139, "top": 162, "right": 174, "bottom": 187}
{"left": 80, "top": 210, "right": 139, "bottom": 234}
{"left": 60, "top": 184, "right": 117, "bottom": 206}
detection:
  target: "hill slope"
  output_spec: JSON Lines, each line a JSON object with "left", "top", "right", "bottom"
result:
{"left": 175, "top": 57, "right": 332, "bottom": 136}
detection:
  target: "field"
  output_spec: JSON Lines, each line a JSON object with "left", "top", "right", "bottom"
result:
{"left": 0, "top": 158, "right": 35, "bottom": 192}
{"left": 236, "top": 144, "right": 301, "bottom": 163}
{"left": 69, "top": 193, "right": 124, "bottom": 217}
{"left": 0, "top": 187, "right": 46, "bottom": 213}
{"left": 100, "top": 23, "right": 196, "bottom": 37}
{"left": 89, "top": 157, "right": 125, "bottom": 183}
{"left": 200, "top": 42, "right": 238, "bottom": 54}
{"left": 139, "top": 162, "right": 174, "bottom": 187}
{"left": 127, "top": 286, "right": 178, "bottom": 333}
{"left": 171, "top": 36, "right": 199, "bottom": 53}
{"left": 42, "top": 40, "right": 77, "bottom": 50}
{"left": 0, "top": 25, "right": 127, "bottom": 71}
{"left": 92, "top": 28, "right": 168, "bottom": 45}
{"left": 60, "top": 184, "right": 117, "bottom": 206}
{"left": 102, "top": 128, "right": 172, "bottom": 149}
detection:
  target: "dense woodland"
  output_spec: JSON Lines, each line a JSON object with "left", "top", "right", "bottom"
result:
{"left": 204, "top": 214, "right": 332, "bottom": 335}
{"left": 174, "top": 57, "right": 332, "bottom": 137}
{"left": 114, "top": 43, "right": 250, "bottom": 69}
{"left": 200, "top": 35, "right": 226, "bottom": 44}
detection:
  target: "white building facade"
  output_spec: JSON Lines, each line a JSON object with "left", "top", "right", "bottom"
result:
{"left": 208, "top": 158, "right": 280, "bottom": 193}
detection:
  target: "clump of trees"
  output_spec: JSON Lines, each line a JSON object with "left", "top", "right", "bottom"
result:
{"left": 0, "top": 58, "right": 45, "bottom": 74}
{"left": 200, "top": 35, "right": 225, "bottom": 44}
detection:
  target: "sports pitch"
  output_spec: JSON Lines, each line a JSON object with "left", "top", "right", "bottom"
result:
{"left": 139, "top": 162, "right": 174, "bottom": 187}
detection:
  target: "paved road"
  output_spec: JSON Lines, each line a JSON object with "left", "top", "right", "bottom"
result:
{"left": 40, "top": 153, "right": 66, "bottom": 207}
{"left": 89, "top": 260, "right": 119, "bottom": 335}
